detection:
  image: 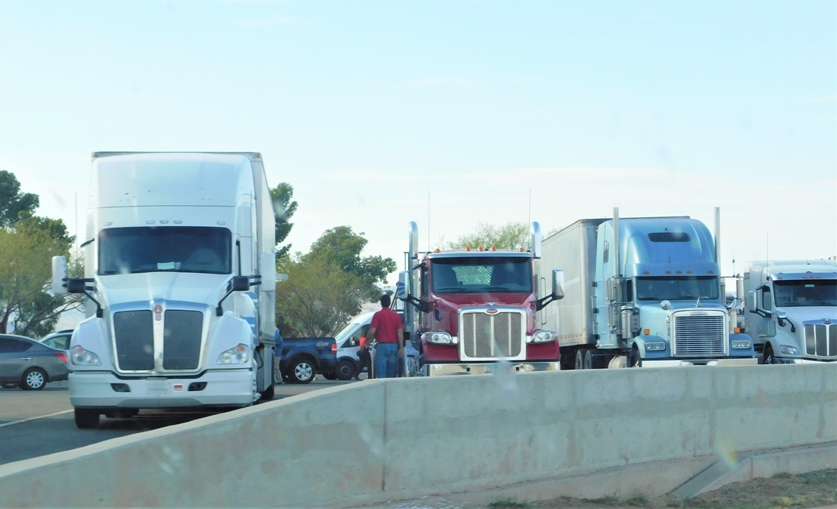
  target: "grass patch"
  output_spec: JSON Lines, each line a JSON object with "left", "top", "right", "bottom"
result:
{"left": 487, "top": 498, "right": 531, "bottom": 509}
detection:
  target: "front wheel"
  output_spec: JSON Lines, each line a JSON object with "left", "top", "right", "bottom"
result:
{"left": 288, "top": 357, "right": 315, "bottom": 384}
{"left": 74, "top": 409, "right": 100, "bottom": 429}
{"left": 259, "top": 383, "right": 275, "bottom": 401}
{"left": 21, "top": 368, "right": 47, "bottom": 390}
{"left": 631, "top": 348, "right": 642, "bottom": 368}
{"left": 763, "top": 345, "right": 775, "bottom": 365}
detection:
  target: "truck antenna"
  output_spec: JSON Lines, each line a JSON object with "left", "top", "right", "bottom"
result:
{"left": 528, "top": 188, "right": 532, "bottom": 227}
{"left": 427, "top": 189, "right": 431, "bottom": 251}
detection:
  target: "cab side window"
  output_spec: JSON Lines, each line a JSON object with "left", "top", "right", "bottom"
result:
{"left": 762, "top": 287, "right": 773, "bottom": 311}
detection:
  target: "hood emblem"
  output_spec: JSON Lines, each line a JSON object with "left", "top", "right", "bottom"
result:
{"left": 154, "top": 304, "right": 163, "bottom": 321}
{"left": 485, "top": 308, "right": 499, "bottom": 315}
{"left": 825, "top": 318, "right": 832, "bottom": 325}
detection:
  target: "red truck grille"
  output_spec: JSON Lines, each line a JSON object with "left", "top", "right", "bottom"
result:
{"left": 459, "top": 309, "right": 525, "bottom": 360}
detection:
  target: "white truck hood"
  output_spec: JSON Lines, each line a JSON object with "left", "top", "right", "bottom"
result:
{"left": 96, "top": 272, "right": 230, "bottom": 307}
{"left": 777, "top": 306, "right": 837, "bottom": 324}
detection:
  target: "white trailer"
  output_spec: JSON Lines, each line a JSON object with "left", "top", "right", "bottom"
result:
{"left": 740, "top": 260, "right": 837, "bottom": 363}
{"left": 52, "top": 152, "right": 277, "bottom": 428}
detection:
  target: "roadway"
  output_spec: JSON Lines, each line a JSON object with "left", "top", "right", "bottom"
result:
{"left": 0, "top": 378, "right": 352, "bottom": 466}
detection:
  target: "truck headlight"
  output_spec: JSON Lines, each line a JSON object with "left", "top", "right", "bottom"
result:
{"left": 217, "top": 344, "right": 250, "bottom": 364}
{"left": 71, "top": 345, "right": 102, "bottom": 366}
{"left": 645, "top": 342, "right": 666, "bottom": 351}
{"left": 423, "top": 332, "right": 455, "bottom": 344}
{"left": 780, "top": 345, "right": 799, "bottom": 355}
{"left": 731, "top": 339, "right": 752, "bottom": 349}
{"left": 529, "top": 330, "right": 557, "bottom": 343}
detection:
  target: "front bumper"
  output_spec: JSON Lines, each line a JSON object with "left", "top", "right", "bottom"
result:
{"left": 69, "top": 369, "right": 255, "bottom": 409}
{"left": 641, "top": 358, "right": 758, "bottom": 368}
{"left": 426, "top": 361, "right": 560, "bottom": 376}
{"left": 775, "top": 357, "right": 837, "bottom": 364}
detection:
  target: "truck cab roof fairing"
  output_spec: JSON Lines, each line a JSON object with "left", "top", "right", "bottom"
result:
{"left": 91, "top": 153, "right": 252, "bottom": 209}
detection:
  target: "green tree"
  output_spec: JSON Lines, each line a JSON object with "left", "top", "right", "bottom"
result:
{"left": 0, "top": 170, "right": 39, "bottom": 227}
{"left": 275, "top": 255, "right": 363, "bottom": 337}
{"left": 448, "top": 222, "right": 531, "bottom": 251}
{"left": 306, "top": 226, "right": 396, "bottom": 299}
{"left": 270, "top": 183, "right": 297, "bottom": 259}
{"left": 0, "top": 220, "right": 81, "bottom": 337}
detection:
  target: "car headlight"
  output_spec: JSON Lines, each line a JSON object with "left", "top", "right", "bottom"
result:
{"left": 422, "top": 332, "right": 455, "bottom": 344}
{"left": 71, "top": 345, "right": 102, "bottom": 366}
{"left": 731, "top": 339, "right": 752, "bottom": 349}
{"left": 217, "top": 344, "right": 250, "bottom": 364}
{"left": 780, "top": 345, "right": 799, "bottom": 355}
{"left": 645, "top": 341, "right": 666, "bottom": 351}
{"left": 528, "top": 330, "right": 557, "bottom": 343}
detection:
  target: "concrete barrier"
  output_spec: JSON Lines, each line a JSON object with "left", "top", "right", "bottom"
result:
{"left": 0, "top": 364, "right": 834, "bottom": 508}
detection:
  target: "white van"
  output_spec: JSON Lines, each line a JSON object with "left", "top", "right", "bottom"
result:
{"left": 327, "top": 311, "right": 420, "bottom": 380}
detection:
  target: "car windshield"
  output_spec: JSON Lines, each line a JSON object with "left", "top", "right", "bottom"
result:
{"left": 636, "top": 276, "right": 720, "bottom": 301}
{"left": 774, "top": 279, "right": 837, "bottom": 307}
{"left": 431, "top": 256, "right": 532, "bottom": 294}
{"left": 334, "top": 320, "right": 364, "bottom": 343}
{"left": 98, "top": 227, "right": 231, "bottom": 275}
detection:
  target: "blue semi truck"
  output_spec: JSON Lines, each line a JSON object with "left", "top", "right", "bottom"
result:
{"left": 540, "top": 208, "right": 757, "bottom": 370}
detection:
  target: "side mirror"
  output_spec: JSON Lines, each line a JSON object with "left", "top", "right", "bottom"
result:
{"left": 230, "top": 275, "right": 251, "bottom": 292}
{"left": 747, "top": 292, "right": 758, "bottom": 314}
{"left": 52, "top": 256, "right": 68, "bottom": 295}
{"left": 776, "top": 310, "right": 788, "bottom": 320}
{"left": 552, "top": 269, "right": 565, "bottom": 300}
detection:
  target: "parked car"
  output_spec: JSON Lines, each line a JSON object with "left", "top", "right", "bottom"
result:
{"left": 0, "top": 334, "right": 69, "bottom": 390}
{"left": 38, "top": 329, "right": 73, "bottom": 354}
{"left": 275, "top": 337, "right": 338, "bottom": 384}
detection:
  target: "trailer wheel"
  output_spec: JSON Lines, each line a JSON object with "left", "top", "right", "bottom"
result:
{"left": 583, "top": 349, "right": 594, "bottom": 370}
{"left": 74, "top": 409, "right": 100, "bottom": 429}
{"left": 574, "top": 349, "right": 584, "bottom": 370}
{"left": 763, "top": 345, "right": 775, "bottom": 365}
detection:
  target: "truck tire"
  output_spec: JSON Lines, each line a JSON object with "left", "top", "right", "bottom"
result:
{"left": 631, "top": 348, "right": 642, "bottom": 368}
{"left": 763, "top": 345, "right": 775, "bottom": 365}
{"left": 574, "top": 349, "right": 584, "bottom": 370}
{"left": 21, "top": 368, "right": 47, "bottom": 390}
{"left": 323, "top": 372, "right": 337, "bottom": 380}
{"left": 75, "top": 409, "right": 100, "bottom": 429}
{"left": 288, "top": 357, "right": 315, "bottom": 384}
{"left": 259, "top": 383, "right": 275, "bottom": 401}
{"left": 583, "top": 349, "right": 594, "bottom": 370}
{"left": 335, "top": 359, "right": 356, "bottom": 380}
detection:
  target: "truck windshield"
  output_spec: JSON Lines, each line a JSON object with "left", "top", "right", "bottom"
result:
{"left": 636, "top": 277, "right": 719, "bottom": 301}
{"left": 98, "top": 227, "right": 231, "bottom": 275}
{"left": 431, "top": 256, "right": 532, "bottom": 294}
{"left": 774, "top": 279, "right": 837, "bottom": 307}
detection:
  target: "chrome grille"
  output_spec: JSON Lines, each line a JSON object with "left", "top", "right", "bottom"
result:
{"left": 672, "top": 314, "right": 726, "bottom": 357}
{"left": 460, "top": 310, "right": 523, "bottom": 360}
{"left": 804, "top": 323, "right": 837, "bottom": 357}
{"left": 163, "top": 310, "right": 203, "bottom": 369}
{"left": 113, "top": 311, "right": 154, "bottom": 370}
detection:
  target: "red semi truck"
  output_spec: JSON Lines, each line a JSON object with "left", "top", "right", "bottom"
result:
{"left": 398, "top": 222, "right": 565, "bottom": 376}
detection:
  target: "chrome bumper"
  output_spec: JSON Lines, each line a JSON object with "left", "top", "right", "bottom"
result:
{"left": 426, "top": 362, "right": 560, "bottom": 376}
{"left": 641, "top": 358, "right": 758, "bottom": 368}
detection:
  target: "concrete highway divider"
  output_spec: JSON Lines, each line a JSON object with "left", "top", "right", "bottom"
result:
{"left": 0, "top": 364, "right": 835, "bottom": 508}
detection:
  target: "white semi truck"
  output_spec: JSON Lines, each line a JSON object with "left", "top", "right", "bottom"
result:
{"left": 740, "top": 260, "right": 837, "bottom": 364}
{"left": 540, "top": 208, "right": 756, "bottom": 369}
{"left": 52, "top": 152, "right": 277, "bottom": 428}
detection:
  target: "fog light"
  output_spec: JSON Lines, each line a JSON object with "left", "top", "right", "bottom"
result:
{"left": 110, "top": 383, "right": 130, "bottom": 393}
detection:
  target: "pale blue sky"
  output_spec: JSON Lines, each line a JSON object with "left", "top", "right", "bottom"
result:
{"left": 1, "top": 0, "right": 835, "bottom": 280}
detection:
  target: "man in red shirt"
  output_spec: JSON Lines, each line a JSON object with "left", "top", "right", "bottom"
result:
{"left": 366, "top": 294, "right": 404, "bottom": 378}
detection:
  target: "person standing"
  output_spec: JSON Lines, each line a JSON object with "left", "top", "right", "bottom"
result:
{"left": 274, "top": 322, "right": 285, "bottom": 384}
{"left": 366, "top": 294, "right": 403, "bottom": 379}
{"left": 355, "top": 334, "right": 373, "bottom": 380}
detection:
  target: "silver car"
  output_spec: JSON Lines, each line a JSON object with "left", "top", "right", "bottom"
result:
{"left": 0, "top": 334, "right": 69, "bottom": 390}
